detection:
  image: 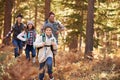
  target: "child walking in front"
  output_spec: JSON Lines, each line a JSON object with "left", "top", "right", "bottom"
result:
{"left": 34, "top": 23, "right": 57, "bottom": 80}
{"left": 17, "top": 21, "right": 36, "bottom": 63}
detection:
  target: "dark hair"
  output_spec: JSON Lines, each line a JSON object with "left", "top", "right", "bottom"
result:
{"left": 44, "top": 26, "right": 53, "bottom": 31}
{"left": 16, "top": 13, "right": 23, "bottom": 18}
{"left": 48, "top": 12, "right": 55, "bottom": 17}
{"left": 27, "top": 25, "right": 35, "bottom": 30}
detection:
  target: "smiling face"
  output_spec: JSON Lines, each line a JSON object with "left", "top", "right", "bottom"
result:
{"left": 45, "top": 27, "right": 52, "bottom": 36}
{"left": 28, "top": 24, "right": 33, "bottom": 30}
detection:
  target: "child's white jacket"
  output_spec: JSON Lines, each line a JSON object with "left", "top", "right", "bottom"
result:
{"left": 33, "top": 34, "right": 57, "bottom": 63}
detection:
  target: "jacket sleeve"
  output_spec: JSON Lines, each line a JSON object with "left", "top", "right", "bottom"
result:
{"left": 57, "top": 21, "right": 64, "bottom": 31}
{"left": 17, "top": 31, "right": 26, "bottom": 41}
{"left": 33, "top": 35, "right": 44, "bottom": 48}
{"left": 5, "top": 25, "right": 15, "bottom": 38}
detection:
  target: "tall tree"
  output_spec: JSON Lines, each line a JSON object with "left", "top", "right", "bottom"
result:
{"left": 34, "top": 0, "right": 41, "bottom": 28}
{"left": 35, "top": 2, "right": 38, "bottom": 28}
{"left": 61, "top": 0, "right": 87, "bottom": 51}
{"left": 0, "top": 21, "right": 3, "bottom": 39}
{"left": 3, "top": 0, "right": 14, "bottom": 45}
{"left": 45, "top": 0, "right": 51, "bottom": 20}
{"left": 0, "top": 0, "right": 4, "bottom": 39}
{"left": 69, "top": 34, "right": 78, "bottom": 52}
{"left": 85, "top": 0, "right": 94, "bottom": 55}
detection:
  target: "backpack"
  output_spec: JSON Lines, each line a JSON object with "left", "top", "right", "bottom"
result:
{"left": 36, "top": 33, "right": 46, "bottom": 55}
{"left": 36, "top": 33, "right": 55, "bottom": 54}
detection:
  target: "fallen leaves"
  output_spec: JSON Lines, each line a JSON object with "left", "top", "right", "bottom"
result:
{"left": 0, "top": 46, "right": 120, "bottom": 80}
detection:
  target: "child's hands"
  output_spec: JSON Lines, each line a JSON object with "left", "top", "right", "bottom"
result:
{"left": 42, "top": 42, "right": 46, "bottom": 46}
{"left": 25, "top": 38, "right": 28, "bottom": 41}
{"left": 51, "top": 39, "right": 56, "bottom": 46}
{"left": 56, "top": 31, "right": 59, "bottom": 34}
{"left": 51, "top": 42, "right": 56, "bottom": 46}
{"left": 1, "top": 36, "right": 6, "bottom": 40}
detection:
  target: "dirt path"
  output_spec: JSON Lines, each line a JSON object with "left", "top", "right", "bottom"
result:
{"left": 0, "top": 45, "right": 120, "bottom": 80}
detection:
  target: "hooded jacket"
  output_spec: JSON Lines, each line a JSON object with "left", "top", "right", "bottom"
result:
{"left": 33, "top": 34, "right": 57, "bottom": 63}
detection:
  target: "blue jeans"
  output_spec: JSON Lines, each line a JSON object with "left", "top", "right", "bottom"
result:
{"left": 25, "top": 45, "right": 36, "bottom": 60}
{"left": 12, "top": 39, "right": 23, "bottom": 58}
{"left": 39, "top": 57, "right": 53, "bottom": 80}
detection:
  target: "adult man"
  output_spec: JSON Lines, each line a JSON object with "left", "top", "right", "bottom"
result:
{"left": 42, "top": 12, "right": 64, "bottom": 43}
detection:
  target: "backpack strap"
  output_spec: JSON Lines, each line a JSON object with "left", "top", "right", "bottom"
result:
{"left": 37, "top": 33, "right": 46, "bottom": 50}
{"left": 37, "top": 33, "right": 55, "bottom": 53}
{"left": 41, "top": 33, "right": 46, "bottom": 42}
{"left": 45, "top": 20, "right": 48, "bottom": 24}
{"left": 25, "top": 30, "right": 29, "bottom": 40}
{"left": 32, "top": 30, "right": 36, "bottom": 42}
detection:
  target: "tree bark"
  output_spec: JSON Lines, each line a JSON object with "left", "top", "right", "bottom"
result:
{"left": 85, "top": 0, "right": 94, "bottom": 54}
{"left": 45, "top": 0, "right": 51, "bottom": 20}
{"left": 79, "top": 1, "right": 84, "bottom": 51}
{"left": 0, "top": 21, "right": 3, "bottom": 39}
{"left": 35, "top": 4, "right": 38, "bottom": 28}
{"left": 3, "top": 0, "right": 14, "bottom": 45}
{"left": 69, "top": 35, "right": 78, "bottom": 52}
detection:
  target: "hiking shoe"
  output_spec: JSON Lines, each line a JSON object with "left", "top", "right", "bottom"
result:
{"left": 50, "top": 77, "right": 54, "bottom": 80}
{"left": 32, "top": 57, "right": 36, "bottom": 63}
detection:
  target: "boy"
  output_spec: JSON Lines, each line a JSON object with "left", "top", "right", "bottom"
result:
{"left": 34, "top": 23, "right": 57, "bottom": 80}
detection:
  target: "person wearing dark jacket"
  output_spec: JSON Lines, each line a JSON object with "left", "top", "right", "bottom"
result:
{"left": 4, "top": 13, "right": 24, "bottom": 58}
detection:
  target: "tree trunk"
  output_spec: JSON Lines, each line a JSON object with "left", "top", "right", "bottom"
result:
{"left": 0, "top": 21, "right": 3, "bottom": 39}
{"left": 3, "top": 0, "right": 13, "bottom": 45}
{"left": 79, "top": 1, "right": 84, "bottom": 51}
{"left": 69, "top": 35, "right": 78, "bottom": 52}
{"left": 12, "top": 0, "right": 16, "bottom": 24}
{"left": 85, "top": 0, "right": 94, "bottom": 55}
{"left": 0, "top": 0, "right": 4, "bottom": 39}
{"left": 45, "top": 0, "right": 51, "bottom": 20}
{"left": 35, "top": 4, "right": 38, "bottom": 28}
{"left": 79, "top": 34, "right": 82, "bottom": 50}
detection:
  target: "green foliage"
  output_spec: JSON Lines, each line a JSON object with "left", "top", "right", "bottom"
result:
{"left": 60, "top": 0, "right": 87, "bottom": 48}
{"left": 94, "top": 0, "right": 120, "bottom": 49}
{"left": 0, "top": 0, "right": 120, "bottom": 50}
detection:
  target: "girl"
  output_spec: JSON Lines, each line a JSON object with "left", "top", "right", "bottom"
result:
{"left": 17, "top": 21, "right": 36, "bottom": 63}
{"left": 34, "top": 23, "right": 57, "bottom": 80}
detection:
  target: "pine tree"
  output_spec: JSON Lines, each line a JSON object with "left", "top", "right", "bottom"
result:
{"left": 45, "top": 0, "right": 51, "bottom": 20}
{"left": 3, "top": 0, "right": 14, "bottom": 45}
{"left": 85, "top": 0, "right": 94, "bottom": 55}
{"left": 61, "top": 0, "right": 87, "bottom": 51}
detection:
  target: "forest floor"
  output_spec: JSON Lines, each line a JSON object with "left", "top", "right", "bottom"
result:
{"left": 0, "top": 44, "right": 120, "bottom": 80}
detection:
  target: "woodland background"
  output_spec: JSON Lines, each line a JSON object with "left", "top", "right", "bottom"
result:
{"left": 0, "top": 0, "right": 120, "bottom": 80}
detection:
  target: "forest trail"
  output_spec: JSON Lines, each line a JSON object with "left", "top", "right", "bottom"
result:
{"left": 0, "top": 45, "right": 120, "bottom": 80}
